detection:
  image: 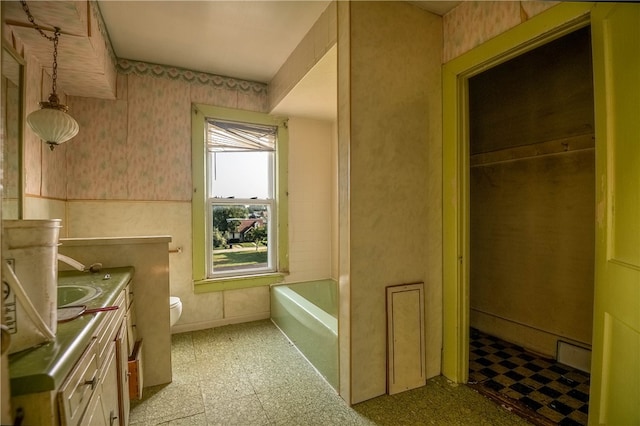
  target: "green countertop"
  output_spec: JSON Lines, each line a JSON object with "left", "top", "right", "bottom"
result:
{"left": 8, "top": 266, "right": 134, "bottom": 396}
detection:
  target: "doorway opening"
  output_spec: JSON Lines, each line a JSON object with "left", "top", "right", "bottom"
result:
{"left": 466, "top": 26, "right": 594, "bottom": 426}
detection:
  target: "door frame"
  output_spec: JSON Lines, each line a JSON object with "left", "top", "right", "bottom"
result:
{"left": 441, "top": 3, "right": 596, "bottom": 383}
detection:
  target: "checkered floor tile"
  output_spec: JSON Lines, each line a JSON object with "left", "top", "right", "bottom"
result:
{"left": 469, "top": 328, "right": 590, "bottom": 426}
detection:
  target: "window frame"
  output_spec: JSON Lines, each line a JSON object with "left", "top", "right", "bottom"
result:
{"left": 192, "top": 104, "right": 288, "bottom": 292}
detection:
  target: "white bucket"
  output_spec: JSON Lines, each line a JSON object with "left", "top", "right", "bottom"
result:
{"left": 2, "top": 219, "right": 62, "bottom": 354}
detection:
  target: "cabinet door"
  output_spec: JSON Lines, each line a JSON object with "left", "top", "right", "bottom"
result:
{"left": 126, "top": 303, "right": 137, "bottom": 357}
{"left": 81, "top": 390, "right": 108, "bottom": 426}
{"left": 116, "top": 321, "right": 130, "bottom": 426}
{"left": 80, "top": 349, "right": 118, "bottom": 426}
{"left": 82, "top": 345, "right": 119, "bottom": 426}
{"left": 102, "top": 346, "right": 120, "bottom": 426}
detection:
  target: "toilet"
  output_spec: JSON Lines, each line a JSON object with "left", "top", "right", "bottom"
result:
{"left": 169, "top": 296, "right": 182, "bottom": 327}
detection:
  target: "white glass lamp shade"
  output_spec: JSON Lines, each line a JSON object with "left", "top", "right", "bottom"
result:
{"left": 27, "top": 107, "right": 79, "bottom": 150}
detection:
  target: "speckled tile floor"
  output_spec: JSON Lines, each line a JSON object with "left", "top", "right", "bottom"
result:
{"left": 130, "top": 320, "right": 531, "bottom": 425}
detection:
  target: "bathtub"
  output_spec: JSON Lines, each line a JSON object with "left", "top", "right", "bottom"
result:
{"left": 271, "top": 279, "right": 338, "bottom": 389}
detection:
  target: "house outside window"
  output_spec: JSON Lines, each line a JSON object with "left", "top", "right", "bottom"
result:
{"left": 192, "top": 105, "right": 288, "bottom": 291}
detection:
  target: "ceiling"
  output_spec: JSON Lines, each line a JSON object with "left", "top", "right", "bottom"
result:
{"left": 97, "top": 1, "right": 460, "bottom": 121}
{"left": 97, "top": 1, "right": 332, "bottom": 84}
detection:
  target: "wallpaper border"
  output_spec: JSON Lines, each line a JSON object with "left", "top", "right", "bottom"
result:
{"left": 116, "top": 59, "right": 268, "bottom": 95}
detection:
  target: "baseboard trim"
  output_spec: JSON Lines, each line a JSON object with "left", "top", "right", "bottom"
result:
{"left": 171, "top": 312, "right": 270, "bottom": 334}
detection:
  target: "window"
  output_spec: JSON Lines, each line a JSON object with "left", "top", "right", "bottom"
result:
{"left": 192, "top": 105, "right": 288, "bottom": 291}
{"left": 207, "top": 119, "right": 276, "bottom": 277}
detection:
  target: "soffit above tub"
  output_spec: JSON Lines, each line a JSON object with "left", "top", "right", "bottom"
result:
{"left": 271, "top": 44, "right": 337, "bottom": 122}
{"left": 272, "top": 1, "right": 461, "bottom": 123}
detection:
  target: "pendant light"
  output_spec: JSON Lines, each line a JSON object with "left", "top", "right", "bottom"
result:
{"left": 21, "top": 0, "right": 79, "bottom": 151}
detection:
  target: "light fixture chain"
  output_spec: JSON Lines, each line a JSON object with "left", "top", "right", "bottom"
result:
{"left": 51, "top": 29, "right": 59, "bottom": 95}
{"left": 20, "top": 0, "right": 56, "bottom": 42}
{"left": 20, "top": 1, "right": 61, "bottom": 96}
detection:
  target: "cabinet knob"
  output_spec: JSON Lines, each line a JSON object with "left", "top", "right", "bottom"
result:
{"left": 109, "top": 410, "right": 118, "bottom": 426}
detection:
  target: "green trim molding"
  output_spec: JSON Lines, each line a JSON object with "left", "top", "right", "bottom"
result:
{"left": 191, "top": 104, "right": 289, "bottom": 292}
{"left": 442, "top": 2, "right": 594, "bottom": 383}
{"left": 194, "top": 273, "right": 285, "bottom": 293}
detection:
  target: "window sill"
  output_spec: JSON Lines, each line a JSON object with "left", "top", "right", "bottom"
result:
{"left": 194, "top": 272, "right": 286, "bottom": 293}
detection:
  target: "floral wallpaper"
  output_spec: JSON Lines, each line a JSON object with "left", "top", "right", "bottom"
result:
{"left": 66, "top": 77, "right": 129, "bottom": 200}
{"left": 443, "top": 1, "right": 559, "bottom": 62}
{"left": 125, "top": 74, "right": 192, "bottom": 201}
{"left": 3, "top": 76, "right": 20, "bottom": 199}
{"left": 66, "top": 67, "right": 268, "bottom": 202}
{"left": 4, "top": 0, "right": 117, "bottom": 99}
{"left": 23, "top": 52, "right": 43, "bottom": 197}
{"left": 12, "top": 0, "right": 561, "bottom": 203}
{"left": 3, "top": 0, "right": 269, "bottom": 202}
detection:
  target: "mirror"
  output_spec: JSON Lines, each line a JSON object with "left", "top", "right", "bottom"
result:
{"left": 1, "top": 42, "right": 24, "bottom": 219}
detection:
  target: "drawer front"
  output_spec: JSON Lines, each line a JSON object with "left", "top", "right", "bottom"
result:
{"left": 58, "top": 339, "right": 99, "bottom": 426}
{"left": 95, "top": 291, "right": 126, "bottom": 366}
{"left": 116, "top": 321, "right": 130, "bottom": 426}
{"left": 124, "top": 282, "right": 133, "bottom": 310}
{"left": 126, "top": 303, "right": 137, "bottom": 356}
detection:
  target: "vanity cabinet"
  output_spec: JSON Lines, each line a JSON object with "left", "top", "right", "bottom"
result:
{"left": 80, "top": 320, "right": 128, "bottom": 426}
{"left": 59, "top": 287, "right": 128, "bottom": 426}
{"left": 8, "top": 268, "right": 134, "bottom": 426}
